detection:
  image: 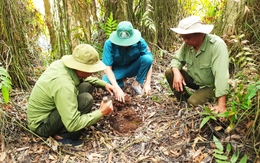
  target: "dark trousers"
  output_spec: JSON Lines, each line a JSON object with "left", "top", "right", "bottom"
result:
{"left": 165, "top": 68, "right": 215, "bottom": 106}
{"left": 35, "top": 82, "right": 94, "bottom": 140}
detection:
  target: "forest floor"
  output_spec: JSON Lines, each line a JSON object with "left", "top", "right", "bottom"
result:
{"left": 0, "top": 54, "right": 259, "bottom": 163}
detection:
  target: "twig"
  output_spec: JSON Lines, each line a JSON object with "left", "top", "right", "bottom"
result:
{"left": 148, "top": 42, "right": 175, "bottom": 56}
{"left": 0, "top": 40, "right": 12, "bottom": 71}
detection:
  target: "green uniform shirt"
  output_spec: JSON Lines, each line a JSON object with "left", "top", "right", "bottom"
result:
{"left": 27, "top": 60, "right": 107, "bottom": 132}
{"left": 170, "top": 34, "right": 229, "bottom": 97}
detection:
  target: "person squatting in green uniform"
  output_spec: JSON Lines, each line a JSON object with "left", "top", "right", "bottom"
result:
{"left": 165, "top": 16, "right": 229, "bottom": 113}
{"left": 27, "top": 44, "right": 114, "bottom": 147}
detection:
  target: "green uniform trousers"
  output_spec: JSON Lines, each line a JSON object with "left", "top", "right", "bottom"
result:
{"left": 165, "top": 68, "right": 215, "bottom": 106}
{"left": 34, "top": 82, "right": 94, "bottom": 140}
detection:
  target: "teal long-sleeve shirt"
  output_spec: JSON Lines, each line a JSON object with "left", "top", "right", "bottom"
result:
{"left": 170, "top": 34, "right": 229, "bottom": 97}
{"left": 27, "top": 60, "right": 107, "bottom": 132}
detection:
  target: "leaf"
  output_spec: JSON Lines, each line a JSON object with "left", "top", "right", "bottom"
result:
{"left": 200, "top": 116, "right": 210, "bottom": 129}
{"left": 2, "top": 85, "right": 10, "bottom": 104}
{"left": 217, "top": 111, "right": 230, "bottom": 117}
{"left": 213, "top": 153, "right": 228, "bottom": 160}
{"left": 0, "top": 152, "right": 7, "bottom": 161}
{"left": 204, "top": 107, "right": 211, "bottom": 113}
{"left": 0, "top": 76, "right": 12, "bottom": 85}
{"left": 0, "top": 67, "right": 10, "bottom": 77}
{"left": 239, "top": 155, "right": 248, "bottom": 163}
{"left": 226, "top": 143, "right": 231, "bottom": 153}
{"left": 215, "top": 159, "right": 229, "bottom": 163}
{"left": 213, "top": 149, "right": 224, "bottom": 154}
{"left": 213, "top": 136, "right": 223, "bottom": 151}
{"left": 230, "top": 151, "right": 239, "bottom": 163}
{"left": 209, "top": 115, "right": 217, "bottom": 121}
{"left": 235, "top": 51, "right": 244, "bottom": 58}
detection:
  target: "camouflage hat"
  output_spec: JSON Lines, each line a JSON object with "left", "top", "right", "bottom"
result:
{"left": 62, "top": 44, "right": 106, "bottom": 73}
{"left": 109, "top": 21, "right": 141, "bottom": 46}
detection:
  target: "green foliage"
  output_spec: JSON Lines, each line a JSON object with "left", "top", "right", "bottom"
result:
{"left": 200, "top": 76, "right": 259, "bottom": 131}
{"left": 0, "top": 67, "right": 12, "bottom": 104}
{"left": 200, "top": 107, "right": 217, "bottom": 129}
{"left": 141, "top": 1, "right": 156, "bottom": 33}
{"left": 101, "top": 12, "right": 118, "bottom": 38}
{"left": 231, "top": 80, "right": 259, "bottom": 110}
{"left": 178, "top": 0, "right": 226, "bottom": 24}
{"left": 212, "top": 136, "right": 248, "bottom": 163}
{"left": 229, "top": 34, "right": 258, "bottom": 73}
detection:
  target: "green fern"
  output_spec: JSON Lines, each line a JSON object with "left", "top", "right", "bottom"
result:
{"left": 101, "top": 12, "right": 118, "bottom": 38}
{"left": 141, "top": 1, "right": 156, "bottom": 32}
{"left": 0, "top": 67, "right": 12, "bottom": 104}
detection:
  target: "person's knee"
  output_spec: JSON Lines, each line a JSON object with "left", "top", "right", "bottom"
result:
{"left": 187, "top": 98, "right": 200, "bottom": 107}
{"left": 165, "top": 68, "right": 172, "bottom": 77}
{"left": 80, "top": 93, "right": 93, "bottom": 103}
{"left": 187, "top": 95, "right": 206, "bottom": 107}
{"left": 141, "top": 55, "right": 153, "bottom": 65}
{"left": 78, "top": 93, "right": 93, "bottom": 113}
{"left": 165, "top": 68, "right": 174, "bottom": 84}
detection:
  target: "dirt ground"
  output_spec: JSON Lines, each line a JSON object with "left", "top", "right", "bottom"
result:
{"left": 0, "top": 55, "right": 259, "bottom": 163}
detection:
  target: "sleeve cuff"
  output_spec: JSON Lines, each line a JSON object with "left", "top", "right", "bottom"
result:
{"left": 90, "top": 109, "right": 103, "bottom": 120}
{"left": 98, "top": 80, "right": 107, "bottom": 88}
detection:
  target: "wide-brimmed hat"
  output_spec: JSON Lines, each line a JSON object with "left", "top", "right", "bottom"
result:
{"left": 170, "top": 16, "right": 214, "bottom": 34}
{"left": 62, "top": 44, "right": 106, "bottom": 73}
{"left": 109, "top": 21, "right": 141, "bottom": 46}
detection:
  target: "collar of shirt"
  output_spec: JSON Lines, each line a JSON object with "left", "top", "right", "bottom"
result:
{"left": 67, "top": 66, "right": 81, "bottom": 86}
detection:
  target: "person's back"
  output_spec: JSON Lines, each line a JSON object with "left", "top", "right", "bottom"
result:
{"left": 27, "top": 44, "right": 114, "bottom": 147}
{"left": 27, "top": 60, "right": 77, "bottom": 131}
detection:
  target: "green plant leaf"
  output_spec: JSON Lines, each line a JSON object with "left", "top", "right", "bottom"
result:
{"left": 217, "top": 111, "right": 230, "bottom": 117}
{"left": 215, "top": 159, "right": 229, "bottom": 163}
{"left": 0, "top": 67, "right": 11, "bottom": 77}
{"left": 209, "top": 115, "right": 217, "bottom": 120}
{"left": 213, "top": 153, "right": 228, "bottom": 160}
{"left": 200, "top": 116, "right": 210, "bottom": 129}
{"left": 213, "top": 136, "right": 223, "bottom": 151}
{"left": 214, "top": 149, "right": 224, "bottom": 154}
{"left": 230, "top": 150, "right": 239, "bottom": 163}
{"left": 204, "top": 107, "right": 211, "bottom": 113}
{"left": 239, "top": 155, "right": 248, "bottom": 163}
{"left": 226, "top": 143, "right": 231, "bottom": 153}
{"left": 2, "top": 85, "right": 10, "bottom": 104}
{"left": 235, "top": 51, "right": 244, "bottom": 58}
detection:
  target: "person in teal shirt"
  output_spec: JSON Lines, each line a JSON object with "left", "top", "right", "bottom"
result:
{"left": 102, "top": 21, "right": 153, "bottom": 102}
{"left": 165, "top": 16, "right": 229, "bottom": 113}
{"left": 27, "top": 44, "right": 114, "bottom": 147}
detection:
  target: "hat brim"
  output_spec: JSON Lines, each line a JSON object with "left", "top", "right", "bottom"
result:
{"left": 109, "top": 29, "right": 141, "bottom": 46}
{"left": 62, "top": 55, "right": 106, "bottom": 73}
{"left": 170, "top": 25, "right": 214, "bottom": 34}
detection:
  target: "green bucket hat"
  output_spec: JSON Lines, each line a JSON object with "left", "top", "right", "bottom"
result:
{"left": 109, "top": 21, "right": 141, "bottom": 46}
{"left": 62, "top": 44, "right": 106, "bottom": 73}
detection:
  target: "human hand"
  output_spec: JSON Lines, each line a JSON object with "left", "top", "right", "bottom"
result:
{"left": 211, "top": 96, "right": 227, "bottom": 113}
{"left": 105, "top": 83, "right": 115, "bottom": 96}
{"left": 114, "top": 86, "right": 125, "bottom": 103}
{"left": 173, "top": 73, "right": 186, "bottom": 92}
{"left": 210, "top": 104, "right": 227, "bottom": 113}
{"left": 100, "top": 99, "right": 113, "bottom": 116}
{"left": 143, "top": 83, "right": 151, "bottom": 95}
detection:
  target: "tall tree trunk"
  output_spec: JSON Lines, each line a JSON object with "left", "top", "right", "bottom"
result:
{"left": 43, "top": 0, "right": 56, "bottom": 52}
{"left": 0, "top": 0, "right": 42, "bottom": 89}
